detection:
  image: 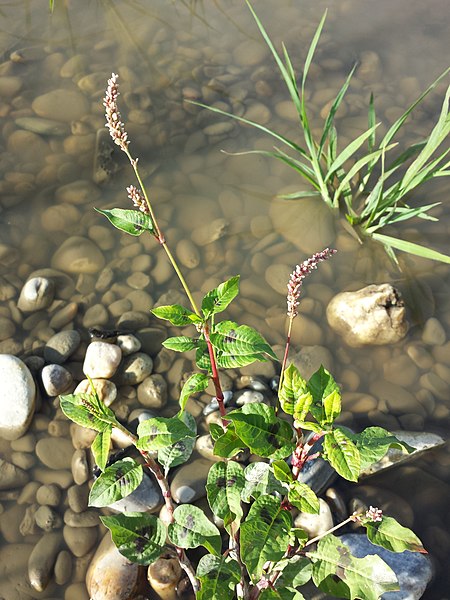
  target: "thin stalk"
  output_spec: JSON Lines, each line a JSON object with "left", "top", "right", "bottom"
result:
{"left": 203, "top": 323, "right": 228, "bottom": 424}
{"left": 304, "top": 514, "right": 355, "bottom": 547}
{"left": 278, "top": 317, "right": 293, "bottom": 393}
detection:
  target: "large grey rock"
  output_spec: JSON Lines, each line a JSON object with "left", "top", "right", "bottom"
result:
{"left": 51, "top": 236, "right": 105, "bottom": 274}
{"left": 44, "top": 330, "right": 81, "bottom": 364}
{"left": 327, "top": 284, "right": 408, "bottom": 347}
{"left": 339, "top": 533, "right": 433, "bottom": 599}
{"left": 17, "top": 276, "right": 55, "bottom": 312}
{"left": 0, "top": 354, "right": 36, "bottom": 440}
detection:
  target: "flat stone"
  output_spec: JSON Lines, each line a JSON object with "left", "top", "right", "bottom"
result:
{"left": 339, "top": 533, "right": 433, "bottom": 599}
{"left": 44, "top": 330, "right": 81, "bottom": 364}
{"left": 35, "top": 437, "right": 75, "bottom": 470}
{"left": 32, "top": 88, "right": 90, "bottom": 122}
{"left": 83, "top": 341, "right": 122, "bottom": 379}
{"left": 0, "top": 355, "right": 36, "bottom": 440}
{"left": 28, "top": 531, "right": 63, "bottom": 592}
{"left": 51, "top": 236, "right": 105, "bottom": 274}
{"left": 170, "top": 457, "right": 212, "bottom": 504}
{"left": 115, "top": 352, "right": 153, "bottom": 385}
{"left": 41, "top": 364, "right": 73, "bottom": 396}
{"left": 327, "top": 284, "right": 408, "bottom": 346}
{"left": 422, "top": 317, "right": 446, "bottom": 346}
{"left": 55, "top": 180, "right": 101, "bottom": 205}
{"left": 15, "top": 116, "right": 69, "bottom": 136}
{"left": 0, "top": 458, "right": 29, "bottom": 490}
{"left": 137, "top": 374, "right": 167, "bottom": 409}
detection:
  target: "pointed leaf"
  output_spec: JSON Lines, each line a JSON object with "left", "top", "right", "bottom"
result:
{"left": 307, "top": 366, "right": 340, "bottom": 426}
{"left": 60, "top": 392, "right": 117, "bottom": 432}
{"left": 210, "top": 320, "right": 277, "bottom": 361}
{"left": 372, "top": 232, "right": 450, "bottom": 264}
{"left": 197, "top": 555, "right": 241, "bottom": 600}
{"left": 137, "top": 416, "right": 195, "bottom": 451}
{"left": 162, "top": 336, "right": 198, "bottom": 352}
{"left": 100, "top": 512, "right": 165, "bottom": 565}
{"left": 241, "top": 462, "right": 288, "bottom": 503}
{"left": 89, "top": 457, "right": 143, "bottom": 507}
{"left": 179, "top": 373, "right": 209, "bottom": 412}
{"left": 260, "top": 588, "right": 305, "bottom": 600}
{"left": 322, "top": 388, "right": 341, "bottom": 425}
{"left": 168, "top": 504, "right": 222, "bottom": 556}
{"left": 240, "top": 495, "right": 292, "bottom": 582}
{"left": 226, "top": 403, "right": 295, "bottom": 459}
{"left": 213, "top": 426, "right": 246, "bottom": 459}
{"left": 206, "top": 461, "right": 245, "bottom": 532}
{"left": 151, "top": 304, "right": 202, "bottom": 326}
{"left": 275, "top": 555, "right": 312, "bottom": 588}
{"left": 95, "top": 207, "right": 154, "bottom": 236}
{"left": 272, "top": 459, "right": 293, "bottom": 483}
{"left": 279, "top": 364, "right": 312, "bottom": 419}
{"left": 349, "top": 426, "right": 413, "bottom": 470}
{"left": 323, "top": 428, "right": 360, "bottom": 482}
{"left": 307, "top": 534, "right": 399, "bottom": 600}
{"left": 157, "top": 412, "right": 197, "bottom": 474}
{"left": 91, "top": 427, "right": 112, "bottom": 472}
{"left": 201, "top": 276, "right": 240, "bottom": 319}
{"left": 364, "top": 515, "right": 426, "bottom": 553}
{"left": 288, "top": 481, "right": 320, "bottom": 514}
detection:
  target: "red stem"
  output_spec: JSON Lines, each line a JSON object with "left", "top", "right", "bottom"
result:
{"left": 202, "top": 324, "right": 228, "bottom": 425}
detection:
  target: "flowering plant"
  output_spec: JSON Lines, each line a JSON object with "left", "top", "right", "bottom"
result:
{"left": 59, "top": 73, "right": 426, "bottom": 600}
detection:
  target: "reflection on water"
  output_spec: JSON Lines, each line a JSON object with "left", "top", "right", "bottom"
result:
{"left": 0, "top": 0, "right": 449, "bottom": 598}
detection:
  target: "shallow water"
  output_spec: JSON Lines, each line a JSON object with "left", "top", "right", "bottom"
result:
{"left": 0, "top": 0, "right": 449, "bottom": 598}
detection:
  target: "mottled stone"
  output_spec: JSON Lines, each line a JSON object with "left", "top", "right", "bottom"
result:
{"left": 18, "top": 277, "right": 55, "bottom": 312}
{"left": 74, "top": 378, "right": 117, "bottom": 407}
{"left": 115, "top": 352, "right": 153, "bottom": 385}
{"left": 137, "top": 374, "right": 167, "bottom": 409}
{"left": 0, "top": 355, "right": 36, "bottom": 440}
{"left": 83, "top": 341, "right": 122, "bottom": 379}
{"left": 41, "top": 364, "right": 73, "bottom": 396}
{"left": 327, "top": 284, "right": 408, "bottom": 346}
{"left": 44, "top": 330, "right": 81, "bottom": 364}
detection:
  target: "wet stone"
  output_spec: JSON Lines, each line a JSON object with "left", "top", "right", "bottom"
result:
{"left": 235, "top": 389, "right": 265, "bottom": 406}
{"left": 0, "top": 316, "right": 15, "bottom": 341}
{"left": 64, "top": 524, "right": 98, "bottom": 558}
{"left": 83, "top": 341, "right": 122, "bottom": 379}
{"left": 108, "top": 471, "right": 162, "bottom": 513}
{"left": 28, "top": 531, "right": 63, "bottom": 592}
{"left": 35, "top": 437, "right": 75, "bottom": 470}
{"left": 17, "top": 277, "right": 55, "bottom": 312}
{"left": 0, "top": 458, "right": 29, "bottom": 490}
{"left": 36, "top": 483, "right": 62, "bottom": 507}
{"left": 51, "top": 236, "right": 105, "bottom": 275}
{"left": 35, "top": 505, "right": 62, "bottom": 531}
{"left": 41, "top": 364, "right": 73, "bottom": 396}
{"left": 32, "top": 88, "right": 90, "bottom": 122}
{"left": 74, "top": 378, "right": 117, "bottom": 407}
{"left": 137, "top": 374, "right": 167, "bottom": 409}
{"left": 54, "top": 549, "right": 72, "bottom": 586}
{"left": 115, "top": 352, "right": 153, "bottom": 385}
{"left": 422, "top": 317, "right": 446, "bottom": 346}
{"left": 44, "top": 329, "right": 81, "bottom": 364}
{"left": 15, "top": 116, "right": 68, "bottom": 136}
{"left": 0, "top": 354, "right": 36, "bottom": 440}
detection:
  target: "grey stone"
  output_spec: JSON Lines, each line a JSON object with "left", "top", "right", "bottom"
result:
{"left": 35, "top": 505, "right": 63, "bottom": 531}
{"left": 83, "top": 341, "right": 122, "bottom": 379}
{"left": 170, "top": 457, "right": 212, "bottom": 504}
{"left": 339, "top": 533, "right": 433, "bottom": 599}
{"left": 115, "top": 352, "right": 153, "bottom": 385}
{"left": 421, "top": 317, "right": 446, "bottom": 346}
{"left": 289, "top": 345, "right": 334, "bottom": 380}
{"left": 35, "top": 437, "right": 75, "bottom": 470}
{"left": 41, "top": 364, "right": 73, "bottom": 396}
{"left": 137, "top": 374, "right": 167, "bottom": 408}
{"left": 44, "top": 330, "right": 81, "bottom": 364}
{"left": 51, "top": 236, "right": 105, "bottom": 274}
{"left": 28, "top": 531, "right": 63, "bottom": 592}
{"left": 15, "top": 116, "right": 68, "bottom": 136}
{"left": 327, "top": 284, "right": 408, "bottom": 346}
{"left": 32, "top": 88, "right": 90, "bottom": 122}
{"left": 0, "top": 354, "right": 36, "bottom": 440}
{"left": 63, "top": 524, "right": 98, "bottom": 557}
{"left": 108, "top": 471, "right": 162, "bottom": 513}
{"left": 0, "top": 458, "right": 29, "bottom": 490}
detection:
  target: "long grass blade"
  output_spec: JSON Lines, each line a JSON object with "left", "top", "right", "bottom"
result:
{"left": 302, "top": 11, "right": 327, "bottom": 95}
{"left": 367, "top": 93, "right": 376, "bottom": 153}
{"left": 368, "top": 203, "right": 441, "bottom": 231}
{"left": 319, "top": 64, "right": 357, "bottom": 155}
{"left": 278, "top": 190, "right": 322, "bottom": 200}
{"left": 372, "top": 232, "right": 450, "bottom": 264}
{"left": 325, "top": 124, "right": 379, "bottom": 182}
{"left": 401, "top": 149, "right": 450, "bottom": 195}
{"left": 380, "top": 68, "right": 450, "bottom": 148}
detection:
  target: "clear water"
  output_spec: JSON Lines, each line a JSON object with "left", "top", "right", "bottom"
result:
{"left": 0, "top": 0, "right": 449, "bottom": 598}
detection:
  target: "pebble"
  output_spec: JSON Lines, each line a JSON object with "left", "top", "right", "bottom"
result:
{"left": 63, "top": 524, "right": 98, "bottom": 557}
{"left": 383, "top": 354, "right": 419, "bottom": 387}
{"left": 117, "top": 310, "right": 151, "bottom": 330}
{"left": 235, "top": 389, "right": 265, "bottom": 406}
{"left": 17, "top": 277, "right": 55, "bottom": 312}
{"left": 35, "top": 437, "right": 75, "bottom": 470}
{"left": 44, "top": 329, "right": 81, "bottom": 364}
{"left": 36, "top": 483, "right": 62, "bottom": 507}
{"left": 83, "top": 303, "right": 109, "bottom": 328}
{"left": 0, "top": 75, "right": 22, "bottom": 97}
{"left": 86, "top": 533, "right": 142, "bottom": 600}
{"left": 176, "top": 238, "right": 200, "bottom": 268}
{"left": 32, "top": 88, "right": 90, "bottom": 122}
{"left": 35, "top": 505, "right": 62, "bottom": 531}
{"left": 83, "top": 341, "right": 122, "bottom": 378}
{"left": 406, "top": 343, "right": 434, "bottom": 369}
{"left": 137, "top": 374, "right": 168, "bottom": 408}
{"left": 339, "top": 533, "right": 433, "bottom": 599}
{"left": 51, "top": 236, "right": 105, "bottom": 274}
{"left": 18, "top": 481, "right": 40, "bottom": 504}
{"left": 11, "top": 451, "right": 35, "bottom": 470}
{"left": 0, "top": 458, "right": 29, "bottom": 490}
{"left": 0, "top": 354, "right": 36, "bottom": 440}
{"left": 41, "top": 364, "right": 73, "bottom": 396}
{"left": 55, "top": 179, "right": 101, "bottom": 205}
{"left": 28, "top": 531, "right": 63, "bottom": 592}
{"left": 11, "top": 432, "right": 36, "bottom": 453}
{"left": 67, "top": 484, "right": 89, "bottom": 513}
{"left": 15, "top": 116, "right": 68, "bottom": 136}
{"left": 74, "top": 377, "right": 117, "bottom": 407}
{"left": 71, "top": 449, "right": 90, "bottom": 485}
{"left": 116, "top": 333, "right": 141, "bottom": 356}
{"left": 108, "top": 471, "right": 162, "bottom": 513}
{"left": 148, "top": 555, "right": 182, "bottom": 599}
{"left": 0, "top": 315, "right": 15, "bottom": 341}
{"left": 54, "top": 550, "right": 73, "bottom": 585}
{"left": 115, "top": 352, "right": 153, "bottom": 385}
{"left": 170, "top": 457, "right": 212, "bottom": 503}
{"left": 294, "top": 498, "right": 333, "bottom": 538}
{"left": 64, "top": 508, "right": 99, "bottom": 528}
{"left": 422, "top": 317, "right": 446, "bottom": 345}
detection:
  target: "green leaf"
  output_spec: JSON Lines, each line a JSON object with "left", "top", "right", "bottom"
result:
{"left": 151, "top": 304, "right": 202, "bottom": 326}
{"left": 364, "top": 515, "right": 426, "bottom": 554}
{"left": 241, "top": 462, "right": 288, "bottom": 503}
{"left": 179, "top": 373, "right": 209, "bottom": 412}
{"left": 201, "top": 276, "right": 240, "bottom": 319}
{"left": 323, "top": 428, "right": 360, "bottom": 482}
{"left": 288, "top": 481, "right": 320, "bottom": 514}
{"left": 213, "top": 425, "right": 246, "bottom": 459}
{"left": 60, "top": 392, "right": 117, "bottom": 432}
{"left": 307, "top": 534, "right": 399, "bottom": 600}
{"left": 162, "top": 336, "right": 198, "bottom": 352}
{"left": 275, "top": 555, "right": 312, "bottom": 588}
{"left": 100, "top": 512, "right": 165, "bottom": 565}
{"left": 209, "top": 422, "right": 224, "bottom": 442}
{"left": 349, "top": 426, "right": 412, "bottom": 470}
{"left": 307, "top": 366, "right": 340, "bottom": 426}
{"left": 89, "top": 458, "right": 143, "bottom": 508}
{"left": 168, "top": 504, "right": 222, "bottom": 556}
{"left": 210, "top": 320, "right": 277, "bottom": 361}
{"left": 197, "top": 554, "right": 241, "bottom": 600}
{"left": 206, "top": 461, "right": 245, "bottom": 532}
{"left": 272, "top": 459, "right": 293, "bottom": 483}
{"left": 95, "top": 207, "right": 154, "bottom": 237}
{"left": 278, "top": 364, "right": 312, "bottom": 421}
{"left": 322, "top": 388, "right": 341, "bottom": 425}
{"left": 226, "top": 403, "right": 295, "bottom": 459}
{"left": 240, "top": 495, "right": 292, "bottom": 582}
{"left": 157, "top": 412, "right": 197, "bottom": 474}
{"left": 91, "top": 427, "right": 112, "bottom": 472}
{"left": 325, "top": 124, "right": 379, "bottom": 183}
{"left": 260, "top": 587, "right": 305, "bottom": 600}
{"left": 372, "top": 232, "right": 450, "bottom": 264}
{"left": 137, "top": 416, "right": 195, "bottom": 451}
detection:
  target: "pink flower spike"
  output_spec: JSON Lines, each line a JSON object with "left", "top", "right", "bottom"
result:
{"left": 127, "top": 185, "right": 149, "bottom": 214}
{"left": 104, "top": 73, "right": 130, "bottom": 152}
{"left": 287, "top": 248, "right": 337, "bottom": 318}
